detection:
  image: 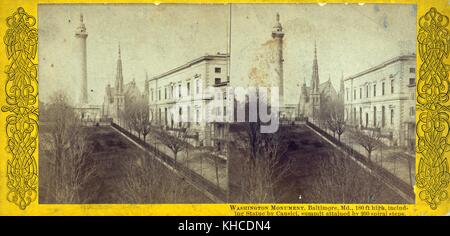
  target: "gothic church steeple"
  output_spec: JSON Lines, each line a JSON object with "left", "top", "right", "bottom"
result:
{"left": 310, "top": 41, "right": 321, "bottom": 120}
{"left": 311, "top": 41, "right": 320, "bottom": 94}
{"left": 115, "top": 43, "right": 124, "bottom": 94}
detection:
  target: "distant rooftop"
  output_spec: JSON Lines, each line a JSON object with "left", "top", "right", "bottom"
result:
{"left": 344, "top": 54, "right": 416, "bottom": 81}
{"left": 148, "top": 53, "right": 229, "bottom": 82}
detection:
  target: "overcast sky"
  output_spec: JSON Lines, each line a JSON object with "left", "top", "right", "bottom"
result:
{"left": 38, "top": 4, "right": 229, "bottom": 104}
{"left": 230, "top": 4, "right": 416, "bottom": 104}
{"left": 39, "top": 3, "right": 416, "bottom": 105}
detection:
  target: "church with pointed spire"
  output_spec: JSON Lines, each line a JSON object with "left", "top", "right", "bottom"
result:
{"left": 298, "top": 43, "right": 339, "bottom": 120}
{"left": 102, "top": 44, "right": 141, "bottom": 122}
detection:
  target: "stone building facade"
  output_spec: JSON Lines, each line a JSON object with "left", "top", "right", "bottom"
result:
{"left": 343, "top": 54, "right": 416, "bottom": 148}
{"left": 146, "top": 53, "right": 230, "bottom": 150}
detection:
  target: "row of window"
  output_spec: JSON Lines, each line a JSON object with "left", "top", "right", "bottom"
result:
{"left": 150, "top": 79, "right": 202, "bottom": 102}
{"left": 346, "top": 79, "right": 395, "bottom": 101}
{"left": 147, "top": 65, "right": 225, "bottom": 102}
{"left": 345, "top": 67, "right": 416, "bottom": 101}
{"left": 150, "top": 77, "right": 225, "bottom": 102}
{"left": 155, "top": 105, "right": 227, "bottom": 126}
{"left": 350, "top": 106, "right": 394, "bottom": 128}
{"left": 157, "top": 107, "right": 200, "bottom": 126}
{"left": 214, "top": 67, "right": 223, "bottom": 85}
{"left": 349, "top": 105, "right": 415, "bottom": 128}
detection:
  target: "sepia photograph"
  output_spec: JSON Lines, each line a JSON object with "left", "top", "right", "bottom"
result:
{"left": 228, "top": 4, "right": 417, "bottom": 204}
{"left": 38, "top": 4, "right": 230, "bottom": 203}
{"left": 38, "top": 3, "right": 416, "bottom": 204}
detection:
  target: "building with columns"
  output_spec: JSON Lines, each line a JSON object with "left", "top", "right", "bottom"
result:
{"left": 343, "top": 54, "right": 416, "bottom": 148}
{"left": 146, "top": 53, "right": 229, "bottom": 150}
{"left": 144, "top": 13, "right": 287, "bottom": 152}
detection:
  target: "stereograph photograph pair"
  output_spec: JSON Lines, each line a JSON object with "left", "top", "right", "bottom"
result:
{"left": 37, "top": 3, "right": 416, "bottom": 204}
{"left": 0, "top": 0, "right": 448, "bottom": 217}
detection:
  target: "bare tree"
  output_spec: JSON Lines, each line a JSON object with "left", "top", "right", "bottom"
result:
{"left": 40, "top": 91, "right": 96, "bottom": 203}
{"left": 321, "top": 98, "right": 347, "bottom": 141}
{"left": 156, "top": 125, "right": 189, "bottom": 165}
{"left": 311, "top": 151, "right": 382, "bottom": 203}
{"left": 237, "top": 152, "right": 292, "bottom": 202}
{"left": 233, "top": 122, "right": 292, "bottom": 203}
{"left": 351, "top": 127, "right": 382, "bottom": 162}
{"left": 54, "top": 129, "right": 96, "bottom": 203}
{"left": 119, "top": 152, "right": 160, "bottom": 203}
{"left": 245, "top": 121, "right": 262, "bottom": 161}
{"left": 122, "top": 93, "right": 140, "bottom": 136}
{"left": 121, "top": 96, "right": 135, "bottom": 133}
{"left": 318, "top": 96, "right": 331, "bottom": 130}
{"left": 330, "top": 100, "right": 347, "bottom": 141}
{"left": 140, "top": 110, "right": 152, "bottom": 143}
{"left": 135, "top": 96, "right": 152, "bottom": 142}
{"left": 201, "top": 147, "right": 223, "bottom": 187}
{"left": 228, "top": 96, "right": 293, "bottom": 202}
{"left": 119, "top": 152, "right": 205, "bottom": 203}
{"left": 122, "top": 93, "right": 153, "bottom": 142}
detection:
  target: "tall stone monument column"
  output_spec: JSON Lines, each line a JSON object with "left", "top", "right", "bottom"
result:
{"left": 75, "top": 14, "right": 88, "bottom": 105}
{"left": 271, "top": 13, "right": 285, "bottom": 108}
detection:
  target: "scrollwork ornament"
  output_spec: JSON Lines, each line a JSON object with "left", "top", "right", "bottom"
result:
{"left": 2, "top": 7, "right": 38, "bottom": 210}
{"left": 417, "top": 7, "right": 450, "bottom": 210}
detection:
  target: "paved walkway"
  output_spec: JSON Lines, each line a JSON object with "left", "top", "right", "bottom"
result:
{"left": 310, "top": 121, "right": 415, "bottom": 187}
{"left": 130, "top": 130, "right": 228, "bottom": 191}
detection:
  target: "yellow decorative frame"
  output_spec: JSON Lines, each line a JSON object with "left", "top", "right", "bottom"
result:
{"left": 2, "top": 7, "right": 38, "bottom": 211}
{"left": 416, "top": 7, "right": 450, "bottom": 210}
{"left": 0, "top": 0, "right": 448, "bottom": 216}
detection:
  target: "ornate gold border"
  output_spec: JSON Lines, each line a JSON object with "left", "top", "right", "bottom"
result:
{"left": 416, "top": 7, "right": 450, "bottom": 210}
{"left": 2, "top": 7, "right": 39, "bottom": 210}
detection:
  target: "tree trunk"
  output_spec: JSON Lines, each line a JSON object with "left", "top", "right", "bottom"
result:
{"left": 200, "top": 155, "right": 203, "bottom": 176}
{"left": 174, "top": 151, "right": 178, "bottom": 165}
{"left": 55, "top": 145, "right": 63, "bottom": 197}
{"left": 186, "top": 148, "right": 189, "bottom": 168}
{"left": 215, "top": 161, "right": 220, "bottom": 187}
{"left": 407, "top": 157, "right": 413, "bottom": 188}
